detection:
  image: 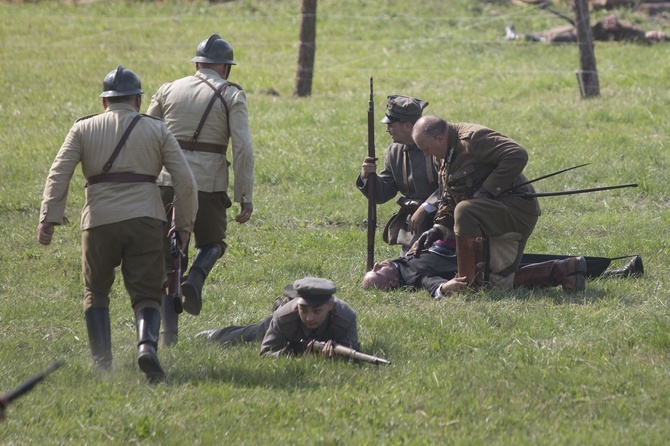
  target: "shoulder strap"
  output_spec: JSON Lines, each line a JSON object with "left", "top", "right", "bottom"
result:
{"left": 190, "top": 75, "right": 230, "bottom": 148}
{"left": 102, "top": 114, "right": 143, "bottom": 173}
{"left": 425, "top": 152, "right": 437, "bottom": 187}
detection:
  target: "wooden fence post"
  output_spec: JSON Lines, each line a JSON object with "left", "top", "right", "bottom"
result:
{"left": 294, "top": 0, "right": 317, "bottom": 97}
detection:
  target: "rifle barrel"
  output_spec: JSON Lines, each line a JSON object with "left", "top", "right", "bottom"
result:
{"left": 4, "top": 359, "right": 65, "bottom": 403}
{"left": 366, "top": 76, "right": 376, "bottom": 271}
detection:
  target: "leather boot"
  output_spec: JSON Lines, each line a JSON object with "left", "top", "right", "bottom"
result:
{"left": 159, "top": 290, "right": 179, "bottom": 347}
{"left": 182, "top": 244, "right": 223, "bottom": 316}
{"left": 455, "top": 235, "right": 486, "bottom": 287}
{"left": 513, "top": 257, "right": 587, "bottom": 292}
{"left": 136, "top": 307, "right": 166, "bottom": 383}
{"left": 85, "top": 307, "right": 112, "bottom": 370}
{"left": 603, "top": 255, "right": 643, "bottom": 278}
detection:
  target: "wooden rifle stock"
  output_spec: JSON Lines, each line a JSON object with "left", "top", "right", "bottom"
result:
{"left": 310, "top": 341, "right": 391, "bottom": 365}
{"left": 366, "top": 76, "right": 377, "bottom": 272}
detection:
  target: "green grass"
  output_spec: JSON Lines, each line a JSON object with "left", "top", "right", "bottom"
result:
{"left": 1, "top": 0, "right": 669, "bottom": 444}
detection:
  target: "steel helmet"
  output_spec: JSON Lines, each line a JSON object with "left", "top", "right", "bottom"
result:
{"left": 100, "top": 65, "right": 144, "bottom": 98}
{"left": 191, "top": 34, "right": 236, "bottom": 65}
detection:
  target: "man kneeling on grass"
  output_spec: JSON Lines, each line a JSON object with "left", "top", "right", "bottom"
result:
{"left": 196, "top": 277, "right": 360, "bottom": 358}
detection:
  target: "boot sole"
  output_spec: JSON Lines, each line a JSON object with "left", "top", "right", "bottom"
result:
{"left": 138, "top": 352, "right": 166, "bottom": 383}
{"left": 181, "top": 283, "right": 202, "bottom": 316}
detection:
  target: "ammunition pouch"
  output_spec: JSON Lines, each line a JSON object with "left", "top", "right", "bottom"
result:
{"left": 382, "top": 197, "right": 421, "bottom": 245}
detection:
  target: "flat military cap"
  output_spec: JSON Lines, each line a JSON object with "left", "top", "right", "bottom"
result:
{"left": 283, "top": 277, "right": 337, "bottom": 306}
{"left": 381, "top": 94, "right": 429, "bottom": 124}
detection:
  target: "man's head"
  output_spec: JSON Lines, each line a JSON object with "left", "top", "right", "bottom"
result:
{"left": 284, "top": 277, "right": 336, "bottom": 330}
{"left": 381, "top": 95, "right": 428, "bottom": 145}
{"left": 411, "top": 115, "right": 450, "bottom": 160}
{"left": 192, "top": 34, "right": 236, "bottom": 78}
{"left": 362, "top": 260, "right": 400, "bottom": 290}
{"left": 99, "top": 65, "right": 143, "bottom": 110}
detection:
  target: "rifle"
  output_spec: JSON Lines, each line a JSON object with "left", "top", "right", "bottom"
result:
{"left": 3, "top": 359, "right": 65, "bottom": 404}
{"left": 519, "top": 183, "right": 638, "bottom": 198}
{"left": 309, "top": 340, "right": 391, "bottom": 365}
{"left": 366, "top": 76, "right": 377, "bottom": 272}
{"left": 168, "top": 205, "right": 184, "bottom": 314}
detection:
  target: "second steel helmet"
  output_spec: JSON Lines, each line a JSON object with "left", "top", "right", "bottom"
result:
{"left": 99, "top": 65, "right": 144, "bottom": 98}
{"left": 191, "top": 34, "right": 237, "bottom": 65}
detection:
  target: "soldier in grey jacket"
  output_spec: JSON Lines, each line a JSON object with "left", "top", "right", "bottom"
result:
{"left": 357, "top": 95, "right": 439, "bottom": 254}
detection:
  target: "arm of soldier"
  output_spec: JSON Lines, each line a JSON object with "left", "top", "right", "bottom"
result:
{"left": 259, "top": 316, "right": 291, "bottom": 358}
{"left": 356, "top": 148, "right": 401, "bottom": 204}
{"left": 160, "top": 130, "right": 198, "bottom": 232}
{"left": 144, "top": 86, "right": 165, "bottom": 119}
{"left": 227, "top": 89, "right": 255, "bottom": 223}
{"left": 472, "top": 130, "right": 529, "bottom": 197}
{"left": 37, "top": 127, "right": 83, "bottom": 245}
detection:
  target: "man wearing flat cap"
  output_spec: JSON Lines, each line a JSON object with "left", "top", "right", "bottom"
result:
{"left": 196, "top": 277, "right": 360, "bottom": 358}
{"left": 356, "top": 94, "right": 439, "bottom": 255}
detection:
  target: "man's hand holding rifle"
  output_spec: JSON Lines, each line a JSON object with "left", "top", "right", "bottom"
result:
{"left": 306, "top": 340, "right": 391, "bottom": 365}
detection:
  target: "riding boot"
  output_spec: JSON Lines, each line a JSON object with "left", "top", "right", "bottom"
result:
{"left": 455, "top": 235, "right": 486, "bottom": 287}
{"left": 603, "top": 255, "right": 644, "bottom": 278}
{"left": 159, "top": 290, "right": 179, "bottom": 347}
{"left": 513, "top": 256, "right": 587, "bottom": 292}
{"left": 136, "top": 307, "right": 166, "bottom": 383}
{"left": 182, "top": 244, "right": 223, "bottom": 316}
{"left": 85, "top": 307, "right": 112, "bottom": 370}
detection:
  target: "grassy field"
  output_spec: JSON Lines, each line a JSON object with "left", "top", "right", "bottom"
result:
{"left": 1, "top": 0, "right": 669, "bottom": 444}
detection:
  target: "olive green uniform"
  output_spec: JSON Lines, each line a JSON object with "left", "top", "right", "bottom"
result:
{"left": 434, "top": 122, "right": 541, "bottom": 288}
{"left": 39, "top": 103, "right": 198, "bottom": 312}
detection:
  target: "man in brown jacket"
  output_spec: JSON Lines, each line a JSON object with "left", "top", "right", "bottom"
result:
{"left": 410, "top": 115, "right": 574, "bottom": 295}
{"left": 38, "top": 65, "right": 198, "bottom": 382}
{"left": 147, "top": 34, "right": 255, "bottom": 344}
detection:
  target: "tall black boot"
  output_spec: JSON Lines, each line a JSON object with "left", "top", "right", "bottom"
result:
{"left": 160, "top": 290, "right": 179, "bottom": 347}
{"left": 85, "top": 307, "right": 112, "bottom": 370}
{"left": 182, "top": 244, "right": 223, "bottom": 316}
{"left": 136, "top": 307, "right": 166, "bottom": 383}
{"left": 603, "top": 255, "right": 644, "bottom": 278}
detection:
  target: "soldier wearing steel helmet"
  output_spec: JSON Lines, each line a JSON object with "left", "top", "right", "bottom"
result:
{"left": 37, "top": 65, "right": 198, "bottom": 383}
{"left": 147, "top": 35, "right": 255, "bottom": 344}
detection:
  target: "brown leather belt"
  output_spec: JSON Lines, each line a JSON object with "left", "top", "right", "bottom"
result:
{"left": 177, "top": 139, "right": 227, "bottom": 154}
{"left": 87, "top": 172, "right": 157, "bottom": 186}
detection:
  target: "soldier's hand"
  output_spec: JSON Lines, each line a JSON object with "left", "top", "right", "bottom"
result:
{"left": 416, "top": 226, "right": 444, "bottom": 252}
{"left": 321, "top": 340, "right": 336, "bottom": 359}
{"left": 37, "top": 222, "right": 54, "bottom": 246}
{"left": 235, "top": 202, "right": 253, "bottom": 224}
{"left": 177, "top": 230, "right": 190, "bottom": 252}
{"left": 361, "top": 156, "right": 376, "bottom": 180}
{"left": 408, "top": 206, "right": 427, "bottom": 233}
{"left": 436, "top": 277, "right": 469, "bottom": 300}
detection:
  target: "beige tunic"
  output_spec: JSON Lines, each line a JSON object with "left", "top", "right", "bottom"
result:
{"left": 146, "top": 69, "right": 254, "bottom": 203}
{"left": 40, "top": 103, "right": 198, "bottom": 232}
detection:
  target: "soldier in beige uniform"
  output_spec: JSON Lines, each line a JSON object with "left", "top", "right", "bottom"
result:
{"left": 37, "top": 66, "right": 198, "bottom": 382}
{"left": 411, "top": 115, "right": 586, "bottom": 296}
{"left": 147, "top": 34, "right": 254, "bottom": 343}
